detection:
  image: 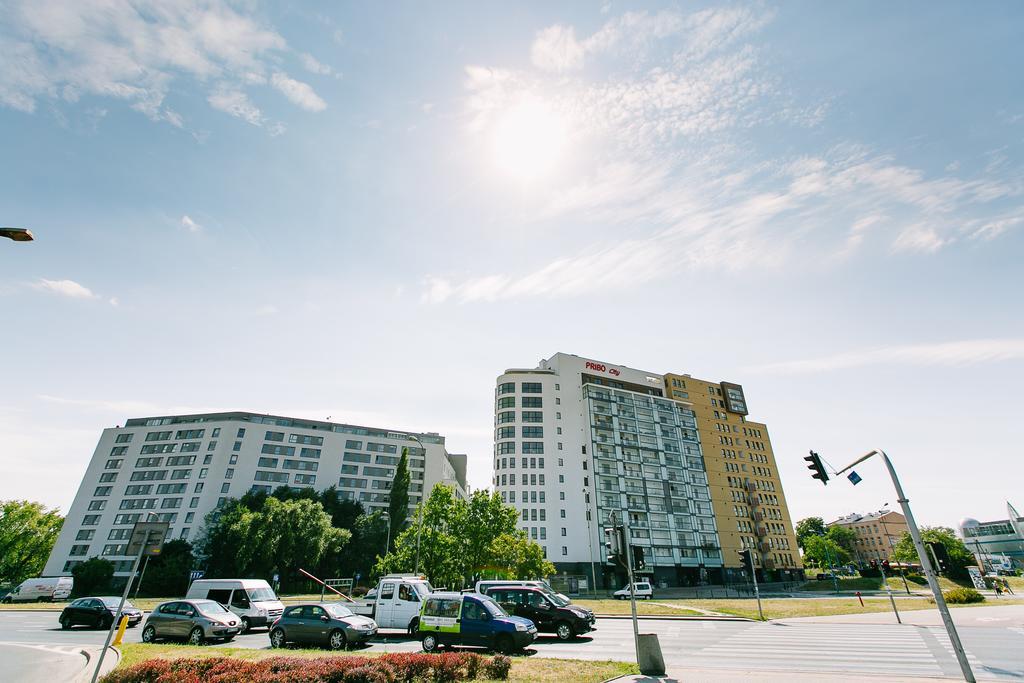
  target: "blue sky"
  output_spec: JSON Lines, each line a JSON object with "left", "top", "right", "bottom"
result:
{"left": 1, "top": 1, "right": 1022, "bottom": 532}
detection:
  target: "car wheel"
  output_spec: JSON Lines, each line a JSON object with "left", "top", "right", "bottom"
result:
{"left": 421, "top": 633, "right": 439, "bottom": 652}
{"left": 239, "top": 617, "right": 250, "bottom": 634}
{"left": 407, "top": 616, "right": 419, "bottom": 637}
{"left": 222, "top": 636, "right": 234, "bottom": 643}
{"left": 100, "top": 615, "right": 113, "bottom": 630}
{"left": 495, "top": 634, "right": 515, "bottom": 655}
{"left": 60, "top": 616, "right": 71, "bottom": 630}
{"left": 270, "top": 628, "right": 286, "bottom": 648}
{"left": 328, "top": 629, "right": 347, "bottom": 651}
{"left": 141, "top": 625, "right": 157, "bottom": 643}
{"left": 555, "top": 621, "right": 574, "bottom": 641}
{"left": 188, "top": 627, "right": 205, "bottom": 646}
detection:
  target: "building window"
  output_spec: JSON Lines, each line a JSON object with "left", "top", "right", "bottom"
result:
{"left": 521, "top": 382, "right": 542, "bottom": 393}
{"left": 561, "top": 546, "right": 568, "bottom": 556}
{"left": 522, "top": 442, "right": 544, "bottom": 454}
{"left": 115, "top": 433, "right": 133, "bottom": 443}
{"left": 265, "top": 431, "right": 285, "bottom": 442}
{"left": 237, "top": 428, "right": 246, "bottom": 438}
{"left": 522, "top": 427, "right": 543, "bottom": 438}
{"left": 221, "top": 483, "right": 230, "bottom": 493}
{"left": 497, "top": 442, "right": 515, "bottom": 455}
{"left": 497, "top": 397, "right": 515, "bottom": 409}
{"left": 82, "top": 515, "right": 101, "bottom": 525}
{"left": 497, "top": 411, "right": 516, "bottom": 424}
{"left": 94, "top": 486, "right": 112, "bottom": 497}
{"left": 497, "top": 427, "right": 515, "bottom": 440}
{"left": 522, "top": 397, "right": 542, "bottom": 408}
{"left": 497, "top": 382, "right": 515, "bottom": 395}
{"left": 76, "top": 530, "right": 95, "bottom": 540}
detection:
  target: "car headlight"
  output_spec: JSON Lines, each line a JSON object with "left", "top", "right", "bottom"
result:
{"left": 514, "top": 622, "right": 528, "bottom": 632}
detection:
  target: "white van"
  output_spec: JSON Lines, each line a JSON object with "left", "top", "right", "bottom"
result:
{"left": 185, "top": 579, "right": 284, "bottom": 632}
{"left": 2, "top": 577, "right": 73, "bottom": 603}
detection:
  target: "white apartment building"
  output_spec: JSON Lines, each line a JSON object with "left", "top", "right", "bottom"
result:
{"left": 45, "top": 412, "right": 467, "bottom": 578}
{"left": 494, "top": 353, "right": 722, "bottom": 589}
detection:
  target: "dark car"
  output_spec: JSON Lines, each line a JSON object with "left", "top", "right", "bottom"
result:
{"left": 60, "top": 597, "right": 143, "bottom": 630}
{"left": 484, "top": 586, "right": 594, "bottom": 641}
{"left": 141, "top": 599, "right": 240, "bottom": 645}
{"left": 269, "top": 602, "right": 378, "bottom": 650}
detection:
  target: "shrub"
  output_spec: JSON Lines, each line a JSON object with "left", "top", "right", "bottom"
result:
{"left": 944, "top": 587, "right": 984, "bottom": 604}
{"left": 482, "top": 655, "right": 512, "bottom": 680}
{"left": 102, "top": 653, "right": 488, "bottom": 683}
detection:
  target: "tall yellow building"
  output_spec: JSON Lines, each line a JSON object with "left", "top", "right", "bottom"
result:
{"left": 664, "top": 374, "right": 802, "bottom": 582}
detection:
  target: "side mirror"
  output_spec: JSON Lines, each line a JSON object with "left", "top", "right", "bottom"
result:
{"left": 481, "top": 611, "right": 491, "bottom": 621}
{"left": 320, "top": 615, "right": 330, "bottom": 622}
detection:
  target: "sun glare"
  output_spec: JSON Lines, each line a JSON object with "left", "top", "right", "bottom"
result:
{"left": 491, "top": 98, "right": 567, "bottom": 182}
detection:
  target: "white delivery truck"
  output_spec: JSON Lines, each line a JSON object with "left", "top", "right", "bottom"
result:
{"left": 185, "top": 579, "right": 284, "bottom": 632}
{"left": 2, "top": 577, "right": 73, "bottom": 603}
{"left": 349, "top": 574, "right": 432, "bottom": 635}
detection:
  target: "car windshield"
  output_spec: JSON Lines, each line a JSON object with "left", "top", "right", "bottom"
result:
{"left": 480, "top": 597, "right": 508, "bottom": 617}
{"left": 247, "top": 587, "right": 277, "bottom": 602}
{"left": 194, "top": 600, "right": 230, "bottom": 615}
{"left": 412, "top": 582, "right": 431, "bottom": 597}
{"left": 324, "top": 604, "right": 354, "bottom": 618}
{"left": 99, "top": 597, "right": 134, "bottom": 608}
{"left": 546, "top": 592, "right": 570, "bottom": 607}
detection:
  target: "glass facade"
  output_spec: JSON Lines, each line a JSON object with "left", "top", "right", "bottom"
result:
{"left": 585, "top": 383, "right": 722, "bottom": 568}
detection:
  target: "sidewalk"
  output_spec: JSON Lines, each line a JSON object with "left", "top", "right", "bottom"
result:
{"left": 610, "top": 669, "right": 951, "bottom": 682}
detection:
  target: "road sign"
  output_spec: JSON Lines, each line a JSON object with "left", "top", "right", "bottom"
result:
{"left": 847, "top": 471, "right": 862, "bottom": 485}
{"left": 125, "top": 521, "right": 169, "bottom": 557}
{"left": 189, "top": 570, "right": 205, "bottom": 581}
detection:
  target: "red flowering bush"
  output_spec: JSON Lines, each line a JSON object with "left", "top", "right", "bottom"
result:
{"left": 102, "top": 651, "right": 511, "bottom": 683}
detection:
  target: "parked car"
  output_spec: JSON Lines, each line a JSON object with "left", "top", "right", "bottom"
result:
{"left": 350, "top": 574, "right": 432, "bottom": 634}
{"left": 613, "top": 582, "right": 653, "bottom": 600}
{"left": 2, "top": 577, "right": 73, "bottom": 603}
{"left": 185, "top": 578, "right": 284, "bottom": 632}
{"left": 475, "top": 579, "right": 570, "bottom": 603}
{"left": 60, "top": 597, "right": 143, "bottom": 630}
{"left": 269, "top": 602, "right": 378, "bottom": 650}
{"left": 141, "top": 599, "right": 241, "bottom": 645}
{"left": 418, "top": 591, "right": 536, "bottom": 654}
{"left": 484, "top": 586, "right": 594, "bottom": 641}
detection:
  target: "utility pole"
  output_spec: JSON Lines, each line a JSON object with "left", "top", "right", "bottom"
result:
{"left": 835, "top": 449, "right": 975, "bottom": 683}
{"left": 880, "top": 510, "right": 911, "bottom": 594}
{"left": 878, "top": 561, "right": 901, "bottom": 624}
{"left": 820, "top": 533, "right": 840, "bottom": 594}
{"left": 583, "top": 488, "right": 597, "bottom": 596}
{"left": 607, "top": 512, "right": 640, "bottom": 659}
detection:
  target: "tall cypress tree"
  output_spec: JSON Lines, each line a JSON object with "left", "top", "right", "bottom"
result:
{"left": 387, "top": 447, "right": 411, "bottom": 552}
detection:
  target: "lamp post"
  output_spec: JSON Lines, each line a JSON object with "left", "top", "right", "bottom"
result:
{"left": 880, "top": 506, "right": 911, "bottom": 594}
{"left": 407, "top": 434, "right": 427, "bottom": 574}
{"left": 583, "top": 487, "right": 597, "bottom": 595}
{"left": 381, "top": 511, "right": 391, "bottom": 555}
{"left": 0, "top": 227, "right": 33, "bottom": 242}
{"left": 835, "top": 449, "right": 975, "bottom": 683}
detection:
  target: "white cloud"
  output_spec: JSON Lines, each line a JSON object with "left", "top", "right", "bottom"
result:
{"left": 180, "top": 215, "right": 202, "bottom": 233}
{"left": 208, "top": 87, "right": 265, "bottom": 126}
{"left": 745, "top": 339, "right": 1024, "bottom": 374}
{"left": 108, "top": 297, "right": 119, "bottom": 306}
{"left": 0, "top": 0, "right": 328, "bottom": 127}
{"left": 530, "top": 25, "right": 585, "bottom": 73}
{"left": 31, "top": 278, "right": 97, "bottom": 299}
{"left": 300, "top": 53, "right": 333, "bottom": 76}
{"left": 891, "top": 224, "right": 948, "bottom": 253}
{"left": 270, "top": 72, "right": 327, "bottom": 112}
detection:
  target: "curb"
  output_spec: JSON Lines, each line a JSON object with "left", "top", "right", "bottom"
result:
{"left": 594, "top": 614, "right": 752, "bottom": 622}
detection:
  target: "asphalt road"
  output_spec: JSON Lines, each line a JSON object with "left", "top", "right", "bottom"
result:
{"left": 3, "top": 607, "right": 1023, "bottom": 681}
{"left": 0, "top": 642, "right": 91, "bottom": 683}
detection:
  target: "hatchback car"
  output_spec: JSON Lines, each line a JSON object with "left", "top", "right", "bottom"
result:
{"left": 484, "top": 587, "right": 594, "bottom": 640}
{"left": 269, "top": 602, "right": 378, "bottom": 650}
{"left": 60, "top": 597, "right": 143, "bottom": 630}
{"left": 142, "top": 599, "right": 241, "bottom": 645}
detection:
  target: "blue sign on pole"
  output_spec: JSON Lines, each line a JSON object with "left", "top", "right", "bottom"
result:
{"left": 189, "top": 570, "right": 204, "bottom": 581}
{"left": 847, "top": 471, "right": 862, "bottom": 485}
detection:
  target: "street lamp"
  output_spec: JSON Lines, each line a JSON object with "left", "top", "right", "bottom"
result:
{"left": 583, "top": 487, "right": 597, "bottom": 595}
{"left": 835, "top": 448, "right": 975, "bottom": 683}
{"left": 405, "top": 434, "right": 427, "bottom": 574}
{"left": 0, "top": 227, "right": 33, "bottom": 242}
{"left": 880, "top": 505, "right": 911, "bottom": 594}
{"left": 381, "top": 511, "right": 391, "bottom": 555}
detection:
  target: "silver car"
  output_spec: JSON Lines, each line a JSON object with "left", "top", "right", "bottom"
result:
{"left": 142, "top": 599, "right": 241, "bottom": 645}
{"left": 269, "top": 602, "right": 378, "bottom": 650}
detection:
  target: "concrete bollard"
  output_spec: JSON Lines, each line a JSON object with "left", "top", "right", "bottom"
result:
{"left": 637, "top": 633, "right": 666, "bottom": 676}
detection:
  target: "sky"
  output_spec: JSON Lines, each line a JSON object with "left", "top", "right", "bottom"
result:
{"left": 1, "top": 0, "right": 1022, "bottom": 534}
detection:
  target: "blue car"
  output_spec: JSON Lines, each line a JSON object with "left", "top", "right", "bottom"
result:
{"left": 418, "top": 592, "right": 537, "bottom": 654}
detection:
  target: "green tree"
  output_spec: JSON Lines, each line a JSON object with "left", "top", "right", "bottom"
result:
{"left": 196, "top": 497, "right": 350, "bottom": 591}
{"left": 891, "top": 526, "right": 975, "bottom": 579}
{"left": 803, "top": 535, "right": 850, "bottom": 568}
{"left": 387, "top": 448, "right": 411, "bottom": 552}
{"left": 137, "top": 540, "right": 194, "bottom": 597}
{"left": 825, "top": 525, "right": 858, "bottom": 556}
{"left": 458, "top": 490, "right": 518, "bottom": 582}
{"left": 71, "top": 557, "right": 114, "bottom": 597}
{"left": 488, "top": 533, "right": 556, "bottom": 579}
{"left": 795, "top": 517, "right": 826, "bottom": 551}
{"left": 0, "top": 500, "right": 64, "bottom": 586}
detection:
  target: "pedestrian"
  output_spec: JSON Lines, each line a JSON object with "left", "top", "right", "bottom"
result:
{"left": 993, "top": 580, "right": 1003, "bottom": 597}
{"left": 1002, "top": 578, "right": 1014, "bottom": 595}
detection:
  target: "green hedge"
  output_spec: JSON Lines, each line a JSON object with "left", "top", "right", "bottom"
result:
{"left": 943, "top": 587, "right": 984, "bottom": 604}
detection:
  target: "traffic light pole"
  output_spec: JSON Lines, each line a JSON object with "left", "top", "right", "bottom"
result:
{"left": 837, "top": 449, "right": 974, "bottom": 683}
{"left": 878, "top": 562, "right": 901, "bottom": 624}
{"left": 608, "top": 512, "right": 640, "bottom": 662}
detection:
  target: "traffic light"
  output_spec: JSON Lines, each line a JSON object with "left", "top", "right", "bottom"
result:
{"left": 604, "top": 526, "right": 623, "bottom": 565}
{"left": 632, "top": 545, "right": 646, "bottom": 571}
{"left": 804, "top": 450, "right": 830, "bottom": 485}
{"left": 928, "top": 542, "right": 951, "bottom": 573}
{"left": 737, "top": 549, "right": 754, "bottom": 573}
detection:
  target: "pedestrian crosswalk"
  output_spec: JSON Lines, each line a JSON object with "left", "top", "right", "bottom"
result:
{"left": 685, "top": 623, "right": 979, "bottom": 677}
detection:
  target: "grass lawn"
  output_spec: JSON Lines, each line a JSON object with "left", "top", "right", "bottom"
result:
{"left": 113, "top": 643, "right": 637, "bottom": 682}
{"left": 676, "top": 596, "right": 1024, "bottom": 620}
{"left": 573, "top": 599, "right": 702, "bottom": 616}
{"left": 797, "top": 575, "right": 971, "bottom": 593}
